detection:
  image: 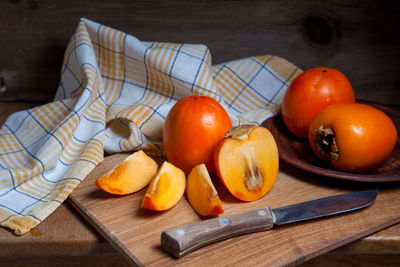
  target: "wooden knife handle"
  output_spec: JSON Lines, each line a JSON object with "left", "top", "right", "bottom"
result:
{"left": 161, "top": 207, "right": 274, "bottom": 258}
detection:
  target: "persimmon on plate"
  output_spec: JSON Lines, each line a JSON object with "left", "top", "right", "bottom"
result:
{"left": 186, "top": 163, "right": 223, "bottom": 216}
{"left": 214, "top": 125, "right": 279, "bottom": 201}
{"left": 263, "top": 100, "right": 400, "bottom": 182}
{"left": 95, "top": 150, "right": 158, "bottom": 195}
{"left": 308, "top": 103, "right": 397, "bottom": 172}
{"left": 282, "top": 67, "right": 355, "bottom": 139}
{"left": 141, "top": 161, "right": 186, "bottom": 211}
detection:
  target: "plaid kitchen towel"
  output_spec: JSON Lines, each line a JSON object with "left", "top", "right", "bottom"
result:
{"left": 0, "top": 18, "right": 301, "bottom": 235}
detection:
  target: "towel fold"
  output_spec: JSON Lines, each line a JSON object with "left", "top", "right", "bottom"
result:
{"left": 0, "top": 18, "right": 301, "bottom": 235}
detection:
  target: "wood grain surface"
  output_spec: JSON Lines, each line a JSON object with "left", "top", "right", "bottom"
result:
{"left": 69, "top": 152, "right": 400, "bottom": 266}
{"left": 1, "top": 0, "right": 400, "bottom": 104}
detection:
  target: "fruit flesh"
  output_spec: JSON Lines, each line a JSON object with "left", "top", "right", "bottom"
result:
{"left": 95, "top": 150, "right": 158, "bottom": 195}
{"left": 214, "top": 126, "right": 279, "bottom": 201}
{"left": 141, "top": 161, "right": 186, "bottom": 211}
{"left": 186, "top": 163, "right": 223, "bottom": 216}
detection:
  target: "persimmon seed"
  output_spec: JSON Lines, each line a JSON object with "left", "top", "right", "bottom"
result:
{"left": 241, "top": 147, "right": 263, "bottom": 191}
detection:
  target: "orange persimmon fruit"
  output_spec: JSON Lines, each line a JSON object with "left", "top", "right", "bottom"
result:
{"left": 214, "top": 125, "right": 279, "bottom": 201}
{"left": 308, "top": 103, "right": 398, "bottom": 172}
{"left": 186, "top": 163, "right": 224, "bottom": 216}
{"left": 282, "top": 67, "right": 355, "bottom": 138}
{"left": 163, "top": 95, "right": 232, "bottom": 174}
{"left": 141, "top": 161, "right": 186, "bottom": 211}
{"left": 95, "top": 150, "right": 158, "bottom": 195}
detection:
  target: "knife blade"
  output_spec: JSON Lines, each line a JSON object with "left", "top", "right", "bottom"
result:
{"left": 161, "top": 189, "right": 378, "bottom": 258}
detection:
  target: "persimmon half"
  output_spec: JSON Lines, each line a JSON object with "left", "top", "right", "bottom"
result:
{"left": 163, "top": 95, "right": 232, "bottom": 174}
{"left": 95, "top": 150, "right": 158, "bottom": 195}
{"left": 141, "top": 161, "right": 186, "bottom": 211}
{"left": 282, "top": 67, "right": 355, "bottom": 139}
{"left": 186, "top": 163, "right": 224, "bottom": 216}
{"left": 214, "top": 125, "right": 279, "bottom": 201}
{"left": 308, "top": 103, "right": 398, "bottom": 172}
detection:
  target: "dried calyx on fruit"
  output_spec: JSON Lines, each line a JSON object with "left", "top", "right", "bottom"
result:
{"left": 314, "top": 125, "right": 339, "bottom": 162}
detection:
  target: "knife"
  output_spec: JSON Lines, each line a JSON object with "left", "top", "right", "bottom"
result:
{"left": 161, "top": 189, "right": 378, "bottom": 258}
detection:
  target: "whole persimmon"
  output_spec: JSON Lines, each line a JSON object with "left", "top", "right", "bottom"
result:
{"left": 308, "top": 103, "right": 398, "bottom": 172}
{"left": 163, "top": 95, "right": 232, "bottom": 174}
{"left": 282, "top": 67, "right": 355, "bottom": 139}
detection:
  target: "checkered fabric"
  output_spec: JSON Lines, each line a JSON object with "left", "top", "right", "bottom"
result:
{"left": 0, "top": 18, "right": 301, "bottom": 234}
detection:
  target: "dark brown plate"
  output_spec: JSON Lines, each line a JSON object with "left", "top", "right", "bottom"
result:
{"left": 263, "top": 101, "right": 400, "bottom": 182}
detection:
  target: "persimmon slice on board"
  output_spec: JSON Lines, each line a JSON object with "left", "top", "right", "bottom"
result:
{"left": 186, "top": 163, "right": 224, "bottom": 216}
{"left": 95, "top": 150, "right": 158, "bottom": 195}
{"left": 214, "top": 125, "right": 279, "bottom": 202}
{"left": 141, "top": 161, "right": 186, "bottom": 211}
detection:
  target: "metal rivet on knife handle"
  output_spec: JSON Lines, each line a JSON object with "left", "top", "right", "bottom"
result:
{"left": 161, "top": 207, "right": 274, "bottom": 258}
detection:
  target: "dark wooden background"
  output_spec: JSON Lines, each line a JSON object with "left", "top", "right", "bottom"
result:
{"left": 1, "top": 0, "right": 399, "bottom": 104}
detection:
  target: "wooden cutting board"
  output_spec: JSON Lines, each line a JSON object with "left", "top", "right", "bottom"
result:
{"left": 68, "top": 152, "right": 400, "bottom": 266}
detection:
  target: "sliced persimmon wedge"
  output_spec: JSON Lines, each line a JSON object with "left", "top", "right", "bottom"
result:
{"left": 186, "top": 163, "right": 224, "bottom": 216}
{"left": 214, "top": 125, "right": 279, "bottom": 201}
{"left": 95, "top": 150, "right": 158, "bottom": 195}
{"left": 141, "top": 161, "right": 186, "bottom": 211}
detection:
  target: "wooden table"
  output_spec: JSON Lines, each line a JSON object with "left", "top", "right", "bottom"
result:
{"left": 0, "top": 101, "right": 399, "bottom": 266}
{"left": 1, "top": 0, "right": 399, "bottom": 265}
